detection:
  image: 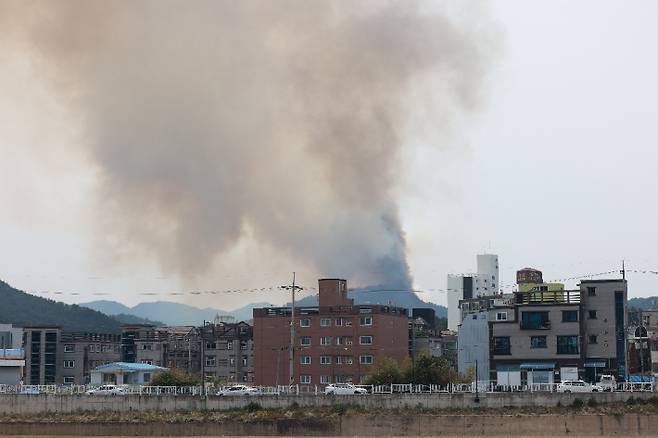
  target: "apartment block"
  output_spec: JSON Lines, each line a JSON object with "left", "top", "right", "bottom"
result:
{"left": 59, "top": 332, "right": 121, "bottom": 385}
{"left": 23, "top": 326, "right": 61, "bottom": 385}
{"left": 199, "top": 321, "right": 254, "bottom": 384}
{"left": 253, "top": 278, "right": 409, "bottom": 386}
{"left": 488, "top": 279, "right": 627, "bottom": 385}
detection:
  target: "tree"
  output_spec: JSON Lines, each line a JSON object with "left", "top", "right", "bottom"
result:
{"left": 149, "top": 369, "right": 200, "bottom": 387}
{"left": 363, "top": 357, "right": 404, "bottom": 385}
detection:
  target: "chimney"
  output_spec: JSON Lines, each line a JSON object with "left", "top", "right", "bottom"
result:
{"left": 318, "top": 279, "right": 353, "bottom": 307}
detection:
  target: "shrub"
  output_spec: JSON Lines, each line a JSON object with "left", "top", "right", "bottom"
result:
{"left": 149, "top": 369, "right": 200, "bottom": 387}
{"left": 571, "top": 398, "right": 584, "bottom": 409}
{"left": 245, "top": 402, "right": 261, "bottom": 412}
{"left": 587, "top": 397, "right": 598, "bottom": 408}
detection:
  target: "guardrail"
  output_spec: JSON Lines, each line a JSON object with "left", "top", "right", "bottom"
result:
{"left": 0, "top": 381, "right": 655, "bottom": 396}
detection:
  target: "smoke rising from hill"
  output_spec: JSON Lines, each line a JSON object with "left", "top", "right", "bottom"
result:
{"left": 1, "top": 1, "right": 493, "bottom": 289}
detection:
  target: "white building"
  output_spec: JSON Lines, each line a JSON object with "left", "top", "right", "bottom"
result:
{"left": 90, "top": 362, "right": 167, "bottom": 385}
{"left": 447, "top": 254, "right": 499, "bottom": 331}
{"left": 457, "top": 311, "right": 490, "bottom": 383}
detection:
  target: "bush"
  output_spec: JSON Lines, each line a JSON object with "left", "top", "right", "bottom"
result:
{"left": 587, "top": 397, "right": 598, "bottom": 408}
{"left": 571, "top": 398, "right": 584, "bottom": 409}
{"left": 627, "top": 396, "right": 636, "bottom": 405}
{"left": 245, "top": 402, "right": 261, "bottom": 412}
{"left": 362, "top": 357, "right": 403, "bottom": 385}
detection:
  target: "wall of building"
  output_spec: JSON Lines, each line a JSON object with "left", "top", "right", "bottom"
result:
{"left": 457, "top": 311, "right": 489, "bottom": 382}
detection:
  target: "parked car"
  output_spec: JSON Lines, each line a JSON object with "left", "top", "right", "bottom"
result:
{"left": 324, "top": 383, "right": 368, "bottom": 395}
{"left": 216, "top": 385, "right": 259, "bottom": 396}
{"left": 557, "top": 380, "right": 602, "bottom": 393}
{"left": 85, "top": 384, "right": 125, "bottom": 395}
{"left": 598, "top": 375, "right": 616, "bottom": 392}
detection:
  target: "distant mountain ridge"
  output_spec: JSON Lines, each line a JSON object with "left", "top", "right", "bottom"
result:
{"left": 0, "top": 280, "right": 122, "bottom": 333}
{"left": 80, "top": 300, "right": 269, "bottom": 325}
{"left": 628, "top": 297, "right": 658, "bottom": 310}
{"left": 81, "top": 287, "right": 447, "bottom": 326}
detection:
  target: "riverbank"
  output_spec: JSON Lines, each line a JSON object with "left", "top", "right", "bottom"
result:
{"left": 4, "top": 402, "right": 658, "bottom": 436}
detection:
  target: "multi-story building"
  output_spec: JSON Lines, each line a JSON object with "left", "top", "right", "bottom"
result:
{"left": 23, "top": 326, "right": 62, "bottom": 385}
{"left": 488, "top": 279, "right": 627, "bottom": 385}
{"left": 199, "top": 321, "right": 254, "bottom": 384}
{"left": 447, "top": 254, "right": 499, "bottom": 331}
{"left": 0, "top": 324, "right": 25, "bottom": 384}
{"left": 409, "top": 309, "right": 457, "bottom": 368}
{"left": 59, "top": 332, "right": 121, "bottom": 385}
{"left": 253, "top": 278, "right": 409, "bottom": 387}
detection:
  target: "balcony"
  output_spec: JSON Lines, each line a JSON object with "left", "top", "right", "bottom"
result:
{"left": 520, "top": 321, "right": 551, "bottom": 330}
{"left": 515, "top": 290, "right": 581, "bottom": 305}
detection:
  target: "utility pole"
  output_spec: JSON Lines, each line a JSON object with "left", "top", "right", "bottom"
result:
{"left": 282, "top": 273, "right": 302, "bottom": 386}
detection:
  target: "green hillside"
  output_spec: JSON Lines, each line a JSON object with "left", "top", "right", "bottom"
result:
{"left": 0, "top": 280, "right": 122, "bottom": 333}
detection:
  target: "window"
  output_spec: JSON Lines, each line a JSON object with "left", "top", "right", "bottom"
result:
{"left": 360, "top": 316, "right": 372, "bottom": 326}
{"left": 359, "top": 335, "right": 373, "bottom": 345}
{"left": 143, "top": 373, "right": 151, "bottom": 383}
{"left": 227, "top": 342, "right": 233, "bottom": 350}
{"left": 300, "top": 375, "right": 311, "bottom": 384}
{"left": 345, "top": 337, "right": 353, "bottom": 345}
{"left": 320, "top": 356, "right": 331, "bottom": 365}
{"left": 240, "top": 341, "right": 248, "bottom": 350}
{"left": 300, "top": 336, "right": 311, "bottom": 346}
{"left": 562, "top": 310, "right": 578, "bottom": 322}
{"left": 242, "top": 356, "right": 248, "bottom": 366}
{"left": 321, "top": 375, "right": 330, "bottom": 384}
{"left": 141, "top": 360, "right": 153, "bottom": 365}
{"left": 205, "top": 356, "right": 216, "bottom": 367}
{"left": 335, "top": 318, "right": 343, "bottom": 327}
{"left": 359, "top": 355, "right": 373, "bottom": 365}
{"left": 229, "top": 357, "right": 235, "bottom": 366}
{"left": 521, "top": 311, "right": 550, "bottom": 330}
{"left": 496, "top": 312, "right": 507, "bottom": 321}
{"left": 63, "top": 360, "right": 75, "bottom": 368}
{"left": 493, "top": 337, "right": 511, "bottom": 355}
{"left": 345, "top": 320, "right": 353, "bottom": 327}
{"left": 557, "top": 335, "right": 579, "bottom": 354}
{"left": 587, "top": 287, "right": 596, "bottom": 297}
{"left": 320, "top": 336, "right": 332, "bottom": 346}
{"left": 300, "top": 319, "right": 310, "bottom": 327}
{"left": 530, "top": 336, "right": 547, "bottom": 349}
{"left": 320, "top": 318, "right": 331, "bottom": 327}
{"left": 64, "top": 344, "right": 75, "bottom": 353}
{"left": 335, "top": 356, "right": 343, "bottom": 364}
{"left": 63, "top": 376, "right": 75, "bottom": 384}
{"left": 588, "top": 310, "right": 597, "bottom": 320}
{"left": 301, "top": 356, "right": 311, "bottom": 365}
{"left": 206, "top": 342, "right": 217, "bottom": 349}
{"left": 142, "top": 344, "right": 152, "bottom": 350}
{"left": 344, "top": 356, "right": 353, "bottom": 364}
{"left": 335, "top": 336, "right": 342, "bottom": 345}
{"left": 589, "top": 335, "right": 598, "bottom": 344}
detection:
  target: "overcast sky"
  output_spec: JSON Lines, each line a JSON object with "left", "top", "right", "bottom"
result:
{"left": 1, "top": 1, "right": 657, "bottom": 310}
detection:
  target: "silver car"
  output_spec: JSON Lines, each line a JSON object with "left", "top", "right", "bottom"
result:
{"left": 324, "top": 383, "right": 368, "bottom": 395}
{"left": 557, "top": 380, "right": 602, "bottom": 393}
{"left": 85, "top": 384, "right": 125, "bottom": 395}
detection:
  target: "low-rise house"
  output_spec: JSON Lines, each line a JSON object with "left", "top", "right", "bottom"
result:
{"left": 0, "top": 323, "right": 25, "bottom": 384}
{"left": 90, "top": 362, "right": 167, "bottom": 385}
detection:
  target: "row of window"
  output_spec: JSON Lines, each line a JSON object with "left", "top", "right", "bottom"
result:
{"left": 300, "top": 335, "right": 372, "bottom": 346}
{"left": 494, "top": 335, "right": 580, "bottom": 355}
{"left": 205, "top": 356, "right": 249, "bottom": 367}
{"left": 300, "top": 355, "right": 356, "bottom": 365}
{"left": 205, "top": 341, "right": 250, "bottom": 350}
{"left": 300, "top": 316, "right": 373, "bottom": 328}
{"left": 63, "top": 344, "right": 119, "bottom": 353}
{"left": 301, "top": 375, "right": 357, "bottom": 384}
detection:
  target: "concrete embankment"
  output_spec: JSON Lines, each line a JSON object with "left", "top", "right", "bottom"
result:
{"left": 1, "top": 413, "right": 658, "bottom": 436}
{"left": 0, "top": 391, "right": 654, "bottom": 414}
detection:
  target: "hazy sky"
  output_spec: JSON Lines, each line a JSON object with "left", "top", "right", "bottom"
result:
{"left": 1, "top": 1, "right": 657, "bottom": 310}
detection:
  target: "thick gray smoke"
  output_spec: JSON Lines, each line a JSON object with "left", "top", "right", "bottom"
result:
{"left": 2, "top": 1, "right": 492, "bottom": 289}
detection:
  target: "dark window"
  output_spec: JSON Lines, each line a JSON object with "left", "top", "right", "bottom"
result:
{"left": 587, "top": 287, "right": 596, "bottom": 297}
{"left": 463, "top": 277, "right": 473, "bottom": 300}
{"left": 531, "top": 336, "right": 547, "bottom": 348}
{"left": 562, "top": 310, "right": 578, "bottom": 322}
{"left": 493, "top": 337, "right": 511, "bottom": 355}
{"left": 588, "top": 310, "right": 597, "bottom": 319}
{"left": 557, "top": 335, "right": 579, "bottom": 354}
{"left": 521, "top": 311, "right": 550, "bottom": 329}
{"left": 588, "top": 335, "right": 598, "bottom": 344}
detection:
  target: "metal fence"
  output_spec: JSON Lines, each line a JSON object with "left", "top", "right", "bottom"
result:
{"left": 0, "top": 381, "right": 655, "bottom": 396}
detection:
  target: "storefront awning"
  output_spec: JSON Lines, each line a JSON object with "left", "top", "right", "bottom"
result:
{"left": 583, "top": 361, "right": 606, "bottom": 368}
{"left": 520, "top": 363, "right": 555, "bottom": 370}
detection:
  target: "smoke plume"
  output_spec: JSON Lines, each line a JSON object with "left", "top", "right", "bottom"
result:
{"left": 2, "top": 1, "right": 493, "bottom": 289}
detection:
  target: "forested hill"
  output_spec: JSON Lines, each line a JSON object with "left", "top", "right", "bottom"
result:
{"left": 0, "top": 280, "right": 122, "bottom": 333}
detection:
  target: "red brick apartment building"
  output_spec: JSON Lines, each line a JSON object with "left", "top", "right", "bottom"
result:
{"left": 253, "top": 279, "right": 409, "bottom": 387}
